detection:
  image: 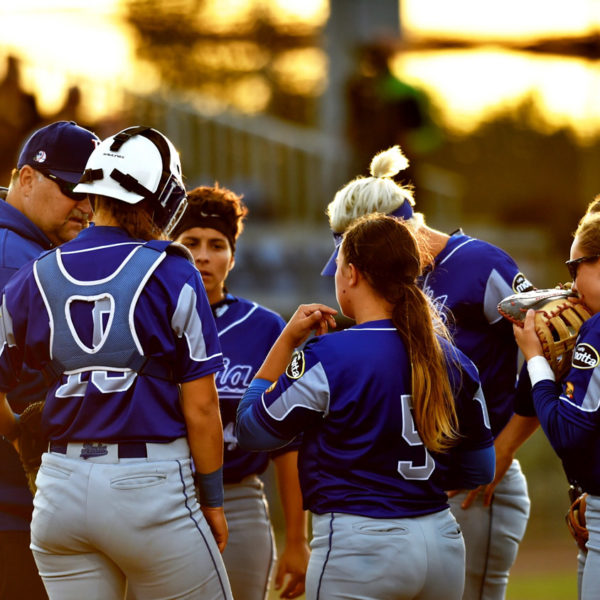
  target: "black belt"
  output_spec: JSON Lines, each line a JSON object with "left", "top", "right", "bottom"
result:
{"left": 49, "top": 442, "right": 148, "bottom": 459}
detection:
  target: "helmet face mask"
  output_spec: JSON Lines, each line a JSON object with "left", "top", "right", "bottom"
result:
{"left": 155, "top": 172, "right": 188, "bottom": 236}
{"left": 74, "top": 126, "right": 187, "bottom": 235}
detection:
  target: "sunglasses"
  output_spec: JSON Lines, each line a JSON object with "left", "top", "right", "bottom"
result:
{"left": 36, "top": 169, "right": 87, "bottom": 201}
{"left": 565, "top": 254, "right": 600, "bottom": 280}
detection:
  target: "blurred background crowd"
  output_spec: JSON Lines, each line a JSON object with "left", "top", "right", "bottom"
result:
{"left": 2, "top": 1, "right": 600, "bottom": 596}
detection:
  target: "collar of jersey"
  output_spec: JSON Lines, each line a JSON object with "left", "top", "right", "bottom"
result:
{"left": 62, "top": 226, "right": 147, "bottom": 253}
{"left": 211, "top": 293, "right": 238, "bottom": 316}
{"left": 352, "top": 318, "right": 395, "bottom": 330}
{"left": 421, "top": 229, "right": 470, "bottom": 277}
{"left": 73, "top": 224, "right": 134, "bottom": 242}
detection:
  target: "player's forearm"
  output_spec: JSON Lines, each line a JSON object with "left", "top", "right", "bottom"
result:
{"left": 0, "top": 393, "right": 18, "bottom": 440}
{"left": 495, "top": 413, "right": 539, "bottom": 456}
{"left": 236, "top": 379, "right": 292, "bottom": 451}
{"left": 533, "top": 379, "right": 595, "bottom": 453}
{"left": 439, "top": 446, "right": 495, "bottom": 489}
{"left": 255, "top": 303, "right": 337, "bottom": 382}
{"left": 273, "top": 451, "right": 308, "bottom": 543}
{"left": 181, "top": 377, "right": 224, "bottom": 474}
{"left": 255, "top": 330, "right": 297, "bottom": 382}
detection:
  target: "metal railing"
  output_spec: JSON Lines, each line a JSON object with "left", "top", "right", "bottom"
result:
{"left": 127, "top": 92, "right": 351, "bottom": 223}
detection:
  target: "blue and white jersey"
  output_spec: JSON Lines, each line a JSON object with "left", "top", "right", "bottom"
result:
{"left": 237, "top": 319, "right": 494, "bottom": 519}
{"left": 0, "top": 226, "right": 223, "bottom": 443}
{"left": 213, "top": 295, "right": 287, "bottom": 483}
{"left": 532, "top": 312, "right": 600, "bottom": 495}
{"left": 0, "top": 196, "right": 55, "bottom": 531}
{"left": 420, "top": 231, "right": 533, "bottom": 438}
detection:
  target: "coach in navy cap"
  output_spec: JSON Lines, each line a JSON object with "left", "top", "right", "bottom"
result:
{"left": 0, "top": 119, "right": 99, "bottom": 600}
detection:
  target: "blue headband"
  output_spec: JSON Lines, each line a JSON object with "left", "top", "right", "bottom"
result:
{"left": 320, "top": 201, "right": 414, "bottom": 276}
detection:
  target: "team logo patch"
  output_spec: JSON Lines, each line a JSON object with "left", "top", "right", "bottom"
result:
{"left": 512, "top": 272, "right": 533, "bottom": 294}
{"left": 34, "top": 150, "right": 47, "bottom": 163}
{"left": 572, "top": 343, "right": 599, "bottom": 369}
{"left": 285, "top": 351, "right": 305, "bottom": 380}
{"left": 565, "top": 381, "right": 575, "bottom": 399}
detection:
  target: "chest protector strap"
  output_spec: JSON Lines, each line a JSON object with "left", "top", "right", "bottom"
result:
{"left": 35, "top": 240, "right": 176, "bottom": 383}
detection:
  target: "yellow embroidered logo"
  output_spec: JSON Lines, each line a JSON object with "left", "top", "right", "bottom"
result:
{"left": 285, "top": 351, "right": 305, "bottom": 380}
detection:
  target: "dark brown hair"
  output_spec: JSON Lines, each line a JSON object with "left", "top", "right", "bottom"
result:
{"left": 170, "top": 183, "right": 248, "bottom": 251}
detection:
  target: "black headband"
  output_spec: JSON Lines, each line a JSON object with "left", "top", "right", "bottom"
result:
{"left": 174, "top": 213, "right": 237, "bottom": 251}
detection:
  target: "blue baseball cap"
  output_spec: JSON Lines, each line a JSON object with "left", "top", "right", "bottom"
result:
{"left": 321, "top": 232, "right": 344, "bottom": 277}
{"left": 320, "top": 201, "right": 415, "bottom": 277}
{"left": 17, "top": 120, "right": 100, "bottom": 184}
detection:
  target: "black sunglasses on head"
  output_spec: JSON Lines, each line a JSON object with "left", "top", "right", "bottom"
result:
{"left": 35, "top": 168, "right": 87, "bottom": 201}
{"left": 565, "top": 254, "right": 600, "bottom": 280}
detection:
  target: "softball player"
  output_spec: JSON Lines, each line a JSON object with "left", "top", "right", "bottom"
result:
{"left": 322, "top": 146, "right": 536, "bottom": 600}
{"left": 172, "top": 185, "right": 309, "bottom": 599}
{"left": 0, "top": 126, "right": 233, "bottom": 600}
{"left": 236, "top": 214, "right": 495, "bottom": 600}
{"left": 514, "top": 208, "right": 600, "bottom": 600}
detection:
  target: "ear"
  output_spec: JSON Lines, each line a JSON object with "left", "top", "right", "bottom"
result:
{"left": 228, "top": 254, "right": 236, "bottom": 273}
{"left": 347, "top": 262, "right": 360, "bottom": 287}
{"left": 18, "top": 165, "right": 35, "bottom": 193}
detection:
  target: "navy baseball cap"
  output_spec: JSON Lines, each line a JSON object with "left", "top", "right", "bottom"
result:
{"left": 320, "top": 201, "right": 415, "bottom": 276}
{"left": 17, "top": 120, "right": 100, "bottom": 184}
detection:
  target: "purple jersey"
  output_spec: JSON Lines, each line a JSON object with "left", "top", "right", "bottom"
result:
{"left": 532, "top": 312, "right": 600, "bottom": 495}
{"left": 420, "top": 231, "right": 533, "bottom": 437}
{"left": 213, "top": 295, "right": 287, "bottom": 483}
{"left": 240, "top": 320, "right": 493, "bottom": 519}
{"left": 0, "top": 226, "right": 223, "bottom": 443}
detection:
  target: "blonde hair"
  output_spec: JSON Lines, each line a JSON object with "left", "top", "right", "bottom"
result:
{"left": 342, "top": 214, "right": 458, "bottom": 453}
{"left": 326, "top": 146, "right": 417, "bottom": 233}
{"left": 583, "top": 195, "right": 600, "bottom": 218}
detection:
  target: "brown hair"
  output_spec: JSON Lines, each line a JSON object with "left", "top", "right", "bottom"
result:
{"left": 170, "top": 183, "right": 248, "bottom": 251}
{"left": 94, "top": 195, "right": 164, "bottom": 241}
{"left": 574, "top": 212, "right": 600, "bottom": 255}
{"left": 341, "top": 214, "right": 458, "bottom": 453}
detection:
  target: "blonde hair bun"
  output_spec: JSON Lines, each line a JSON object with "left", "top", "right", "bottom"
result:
{"left": 370, "top": 146, "right": 409, "bottom": 178}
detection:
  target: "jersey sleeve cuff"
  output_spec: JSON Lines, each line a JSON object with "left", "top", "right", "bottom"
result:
{"left": 527, "top": 355, "right": 555, "bottom": 386}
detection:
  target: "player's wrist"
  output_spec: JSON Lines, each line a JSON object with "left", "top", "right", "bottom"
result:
{"left": 3, "top": 413, "right": 20, "bottom": 443}
{"left": 527, "top": 355, "right": 555, "bottom": 385}
{"left": 284, "top": 532, "right": 309, "bottom": 544}
{"left": 195, "top": 466, "right": 224, "bottom": 507}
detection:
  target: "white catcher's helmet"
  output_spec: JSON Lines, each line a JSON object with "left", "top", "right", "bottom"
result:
{"left": 74, "top": 126, "right": 187, "bottom": 236}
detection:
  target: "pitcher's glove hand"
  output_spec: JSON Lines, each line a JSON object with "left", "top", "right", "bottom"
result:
{"left": 16, "top": 401, "right": 47, "bottom": 495}
{"left": 498, "top": 288, "right": 592, "bottom": 380}
{"left": 566, "top": 491, "right": 588, "bottom": 553}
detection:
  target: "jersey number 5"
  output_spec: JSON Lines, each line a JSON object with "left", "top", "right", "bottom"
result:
{"left": 397, "top": 394, "right": 435, "bottom": 480}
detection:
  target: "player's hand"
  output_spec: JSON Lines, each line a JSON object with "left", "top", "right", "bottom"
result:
{"left": 513, "top": 309, "right": 543, "bottom": 361}
{"left": 274, "top": 539, "right": 310, "bottom": 598}
{"left": 447, "top": 486, "right": 488, "bottom": 509}
{"left": 201, "top": 506, "right": 228, "bottom": 553}
{"left": 283, "top": 303, "right": 337, "bottom": 348}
